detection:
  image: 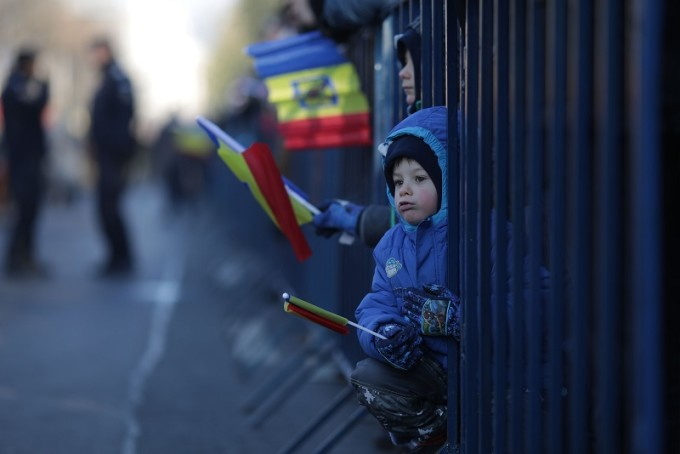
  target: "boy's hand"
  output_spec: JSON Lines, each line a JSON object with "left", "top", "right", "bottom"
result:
{"left": 375, "top": 323, "right": 423, "bottom": 370}
{"left": 397, "top": 285, "right": 461, "bottom": 339}
{"left": 312, "top": 199, "right": 364, "bottom": 237}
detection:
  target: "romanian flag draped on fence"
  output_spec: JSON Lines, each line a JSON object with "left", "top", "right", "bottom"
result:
{"left": 245, "top": 31, "right": 372, "bottom": 151}
{"left": 196, "top": 116, "right": 313, "bottom": 262}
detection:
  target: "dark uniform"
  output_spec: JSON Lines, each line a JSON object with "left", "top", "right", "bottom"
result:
{"left": 1, "top": 53, "right": 49, "bottom": 275}
{"left": 90, "top": 59, "right": 135, "bottom": 274}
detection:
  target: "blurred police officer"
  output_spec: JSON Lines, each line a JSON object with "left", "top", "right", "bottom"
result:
{"left": 88, "top": 38, "right": 135, "bottom": 276}
{"left": 1, "top": 48, "right": 49, "bottom": 277}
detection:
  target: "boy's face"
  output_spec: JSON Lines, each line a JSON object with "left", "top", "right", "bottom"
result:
{"left": 392, "top": 158, "right": 439, "bottom": 224}
{"left": 398, "top": 49, "right": 416, "bottom": 107}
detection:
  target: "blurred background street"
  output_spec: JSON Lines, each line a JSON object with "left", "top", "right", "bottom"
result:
{"left": 0, "top": 0, "right": 395, "bottom": 452}
{"left": 0, "top": 179, "right": 391, "bottom": 453}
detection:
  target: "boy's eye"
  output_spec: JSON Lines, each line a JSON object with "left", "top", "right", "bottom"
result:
{"left": 393, "top": 179, "right": 403, "bottom": 186}
{"left": 415, "top": 175, "right": 429, "bottom": 183}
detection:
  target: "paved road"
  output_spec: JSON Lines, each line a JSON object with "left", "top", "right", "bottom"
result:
{"left": 0, "top": 182, "right": 396, "bottom": 454}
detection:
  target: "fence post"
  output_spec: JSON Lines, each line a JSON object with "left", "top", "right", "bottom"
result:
{"left": 629, "top": 0, "right": 664, "bottom": 452}
{"left": 492, "top": 1, "right": 509, "bottom": 452}
{"left": 446, "top": 0, "right": 461, "bottom": 450}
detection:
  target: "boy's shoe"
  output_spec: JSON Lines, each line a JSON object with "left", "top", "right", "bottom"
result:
{"left": 388, "top": 430, "right": 448, "bottom": 453}
{"left": 411, "top": 430, "right": 448, "bottom": 453}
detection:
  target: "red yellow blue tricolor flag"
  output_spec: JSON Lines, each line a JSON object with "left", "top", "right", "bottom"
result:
{"left": 196, "top": 116, "right": 314, "bottom": 262}
{"left": 245, "top": 31, "right": 372, "bottom": 151}
{"left": 282, "top": 293, "right": 386, "bottom": 339}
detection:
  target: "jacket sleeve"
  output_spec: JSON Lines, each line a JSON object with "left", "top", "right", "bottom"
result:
{"left": 321, "top": 0, "right": 396, "bottom": 31}
{"left": 355, "top": 239, "right": 406, "bottom": 361}
{"left": 313, "top": 0, "right": 397, "bottom": 41}
{"left": 357, "top": 204, "right": 393, "bottom": 248}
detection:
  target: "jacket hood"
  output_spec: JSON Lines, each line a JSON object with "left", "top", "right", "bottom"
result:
{"left": 380, "top": 106, "right": 448, "bottom": 229}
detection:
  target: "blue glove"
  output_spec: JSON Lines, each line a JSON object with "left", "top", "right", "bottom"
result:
{"left": 397, "top": 284, "right": 461, "bottom": 339}
{"left": 374, "top": 323, "right": 423, "bottom": 370}
{"left": 312, "top": 199, "right": 364, "bottom": 237}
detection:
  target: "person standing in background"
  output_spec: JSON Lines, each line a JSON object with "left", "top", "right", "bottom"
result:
{"left": 88, "top": 38, "right": 136, "bottom": 277}
{"left": 1, "top": 48, "right": 49, "bottom": 277}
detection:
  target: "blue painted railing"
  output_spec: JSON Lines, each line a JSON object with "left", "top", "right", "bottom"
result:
{"left": 372, "top": 1, "right": 666, "bottom": 452}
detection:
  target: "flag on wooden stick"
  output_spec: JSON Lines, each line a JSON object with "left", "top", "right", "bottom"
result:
{"left": 282, "top": 293, "right": 386, "bottom": 339}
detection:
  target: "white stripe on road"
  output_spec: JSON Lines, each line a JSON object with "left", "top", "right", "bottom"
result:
{"left": 121, "top": 260, "right": 183, "bottom": 454}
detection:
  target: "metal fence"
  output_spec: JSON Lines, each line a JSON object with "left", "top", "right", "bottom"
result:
{"left": 371, "top": 0, "right": 669, "bottom": 453}
{"left": 282, "top": 0, "right": 671, "bottom": 451}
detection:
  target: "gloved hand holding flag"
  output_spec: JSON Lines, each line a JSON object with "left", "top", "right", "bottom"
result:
{"left": 196, "top": 116, "right": 314, "bottom": 261}
{"left": 282, "top": 293, "right": 386, "bottom": 339}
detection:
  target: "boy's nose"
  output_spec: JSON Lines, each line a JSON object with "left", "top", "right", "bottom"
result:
{"left": 398, "top": 183, "right": 412, "bottom": 196}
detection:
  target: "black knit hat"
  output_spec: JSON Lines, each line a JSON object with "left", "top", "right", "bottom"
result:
{"left": 384, "top": 135, "right": 442, "bottom": 209}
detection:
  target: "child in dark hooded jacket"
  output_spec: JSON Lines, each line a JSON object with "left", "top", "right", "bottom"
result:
{"left": 350, "top": 106, "right": 453, "bottom": 452}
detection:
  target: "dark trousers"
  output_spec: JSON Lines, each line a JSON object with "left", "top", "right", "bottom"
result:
{"left": 350, "top": 356, "right": 448, "bottom": 445}
{"left": 97, "top": 158, "right": 131, "bottom": 267}
{"left": 5, "top": 159, "right": 43, "bottom": 269}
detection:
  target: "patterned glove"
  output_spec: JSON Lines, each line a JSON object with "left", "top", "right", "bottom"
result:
{"left": 312, "top": 199, "right": 364, "bottom": 237}
{"left": 397, "top": 284, "right": 461, "bottom": 339}
{"left": 374, "top": 323, "right": 423, "bottom": 370}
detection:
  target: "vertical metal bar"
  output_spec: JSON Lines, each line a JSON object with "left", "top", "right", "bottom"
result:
{"left": 446, "top": 1, "right": 461, "bottom": 449}
{"left": 433, "top": 0, "right": 446, "bottom": 106}
{"left": 420, "top": 0, "right": 433, "bottom": 107}
{"left": 375, "top": 18, "right": 396, "bottom": 150}
{"left": 569, "top": 0, "right": 593, "bottom": 452}
{"left": 630, "top": 0, "right": 663, "bottom": 452}
{"left": 463, "top": 1, "right": 480, "bottom": 451}
{"left": 395, "top": 5, "right": 408, "bottom": 122}
{"left": 493, "top": 1, "right": 509, "bottom": 452}
{"left": 595, "top": 0, "right": 623, "bottom": 452}
{"left": 509, "top": 0, "right": 527, "bottom": 452}
{"left": 410, "top": 0, "right": 420, "bottom": 21}
{"left": 547, "top": 0, "right": 567, "bottom": 452}
{"left": 479, "top": 0, "right": 494, "bottom": 452}
{"left": 527, "top": 0, "right": 546, "bottom": 452}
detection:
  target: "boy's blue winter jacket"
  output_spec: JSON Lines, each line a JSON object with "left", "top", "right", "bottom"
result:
{"left": 355, "top": 106, "right": 451, "bottom": 367}
{"left": 355, "top": 106, "right": 552, "bottom": 370}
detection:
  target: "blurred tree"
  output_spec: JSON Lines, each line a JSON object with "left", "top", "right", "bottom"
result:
{"left": 204, "top": 0, "right": 283, "bottom": 114}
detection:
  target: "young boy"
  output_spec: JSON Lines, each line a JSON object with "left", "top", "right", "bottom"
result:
{"left": 350, "top": 106, "right": 456, "bottom": 453}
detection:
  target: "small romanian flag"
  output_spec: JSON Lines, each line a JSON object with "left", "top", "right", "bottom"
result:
{"left": 196, "top": 117, "right": 313, "bottom": 262}
{"left": 172, "top": 124, "right": 213, "bottom": 158}
{"left": 246, "top": 31, "right": 372, "bottom": 151}
{"left": 282, "top": 293, "right": 386, "bottom": 339}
